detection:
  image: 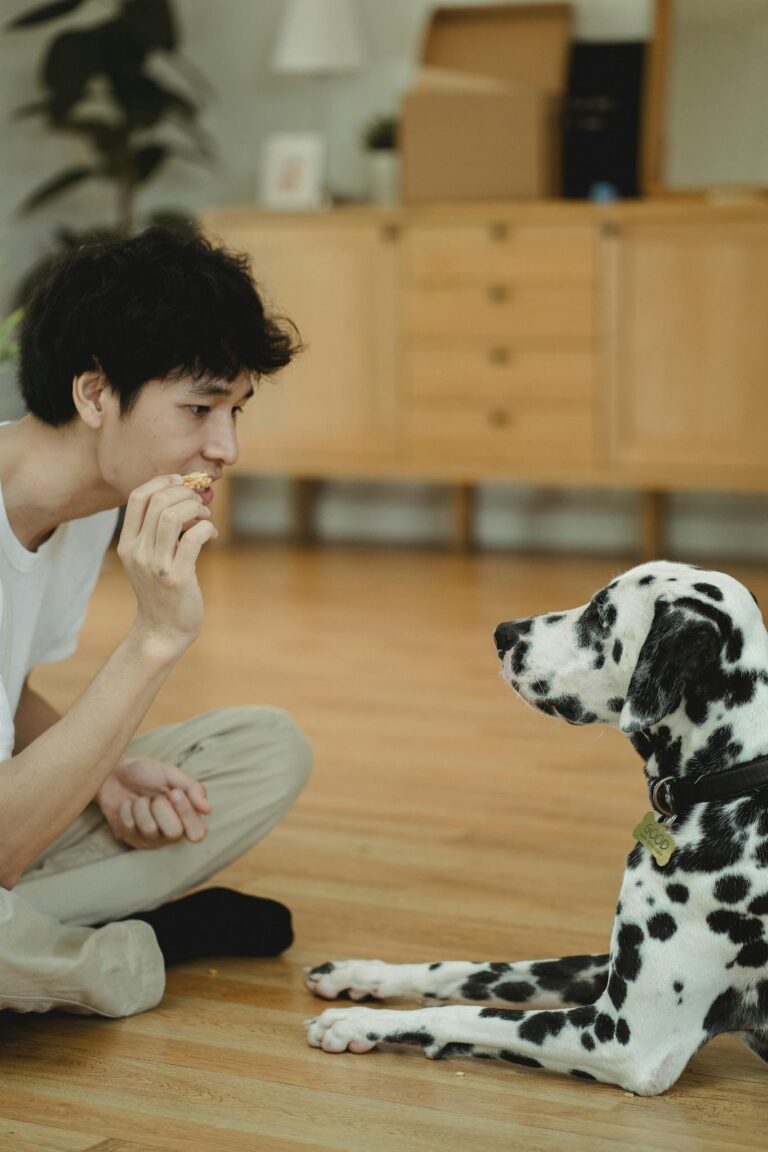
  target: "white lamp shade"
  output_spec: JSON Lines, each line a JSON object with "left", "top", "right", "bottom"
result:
{"left": 272, "top": 0, "right": 366, "bottom": 75}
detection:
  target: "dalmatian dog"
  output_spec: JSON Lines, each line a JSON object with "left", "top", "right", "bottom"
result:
{"left": 304, "top": 560, "right": 768, "bottom": 1095}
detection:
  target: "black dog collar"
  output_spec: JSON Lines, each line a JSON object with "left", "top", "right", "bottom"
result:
{"left": 649, "top": 755, "right": 768, "bottom": 818}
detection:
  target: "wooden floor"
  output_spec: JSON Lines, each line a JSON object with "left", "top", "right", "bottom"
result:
{"left": 3, "top": 545, "right": 768, "bottom": 1152}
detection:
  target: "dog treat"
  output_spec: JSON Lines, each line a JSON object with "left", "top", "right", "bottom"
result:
{"left": 181, "top": 472, "right": 212, "bottom": 490}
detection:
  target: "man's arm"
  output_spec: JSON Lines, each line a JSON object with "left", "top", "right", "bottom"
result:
{"left": 0, "top": 475, "right": 217, "bottom": 889}
{"left": 13, "top": 678, "right": 61, "bottom": 756}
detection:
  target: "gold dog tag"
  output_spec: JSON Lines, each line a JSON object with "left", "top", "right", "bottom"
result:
{"left": 633, "top": 811, "right": 677, "bottom": 867}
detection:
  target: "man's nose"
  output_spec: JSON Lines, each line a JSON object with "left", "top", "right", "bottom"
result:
{"left": 493, "top": 620, "right": 529, "bottom": 655}
{"left": 204, "top": 421, "right": 239, "bottom": 467}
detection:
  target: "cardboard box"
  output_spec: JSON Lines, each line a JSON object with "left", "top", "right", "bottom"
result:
{"left": 401, "top": 4, "right": 572, "bottom": 202}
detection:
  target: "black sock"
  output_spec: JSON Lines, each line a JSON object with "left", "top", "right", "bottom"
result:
{"left": 95, "top": 887, "right": 294, "bottom": 967}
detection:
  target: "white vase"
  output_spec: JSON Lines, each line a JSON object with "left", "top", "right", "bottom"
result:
{"left": 366, "top": 150, "right": 400, "bottom": 205}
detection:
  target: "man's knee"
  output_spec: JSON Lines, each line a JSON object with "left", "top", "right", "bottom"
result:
{"left": 227, "top": 705, "right": 313, "bottom": 794}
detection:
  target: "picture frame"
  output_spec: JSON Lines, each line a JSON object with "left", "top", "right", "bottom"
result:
{"left": 260, "top": 132, "right": 326, "bottom": 210}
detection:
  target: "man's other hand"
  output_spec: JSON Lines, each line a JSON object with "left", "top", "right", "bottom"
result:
{"left": 96, "top": 757, "right": 212, "bottom": 849}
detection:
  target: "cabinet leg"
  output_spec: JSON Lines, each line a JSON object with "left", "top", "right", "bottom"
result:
{"left": 451, "top": 483, "right": 474, "bottom": 552}
{"left": 640, "top": 490, "right": 667, "bottom": 561}
{"left": 291, "top": 478, "right": 317, "bottom": 544}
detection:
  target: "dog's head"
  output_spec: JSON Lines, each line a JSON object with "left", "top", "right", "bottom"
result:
{"left": 494, "top": 561, "right": 765, "bottom": 737}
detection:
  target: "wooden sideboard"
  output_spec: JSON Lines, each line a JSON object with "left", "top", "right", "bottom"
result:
{"left": 201, "top": 201, "right": 768, "bottom": 555}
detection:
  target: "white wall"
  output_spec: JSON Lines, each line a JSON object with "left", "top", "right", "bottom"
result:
{"left": 3, "top": 0, "right": 767, "bottom": 561}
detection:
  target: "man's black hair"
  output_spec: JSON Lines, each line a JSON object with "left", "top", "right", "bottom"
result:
{"left": 18, "top": 226, "right": 302, "bottom": 426}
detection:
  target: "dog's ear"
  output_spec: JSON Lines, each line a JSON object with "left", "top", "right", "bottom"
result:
{"left": 619, "top": 600, "right": 721, "bottom": 734}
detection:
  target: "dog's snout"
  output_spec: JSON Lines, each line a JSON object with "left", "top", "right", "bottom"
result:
{"left": 494, "top": 620, "right": 527, "bottom": 655}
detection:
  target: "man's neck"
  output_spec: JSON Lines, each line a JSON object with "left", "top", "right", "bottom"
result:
{"left": 0, "top": 416, "right": 120, "bottom": 551}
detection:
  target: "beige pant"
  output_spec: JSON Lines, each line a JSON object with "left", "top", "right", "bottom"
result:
{"left": 1, "top": 706, "right": 311, "bottom": 1018}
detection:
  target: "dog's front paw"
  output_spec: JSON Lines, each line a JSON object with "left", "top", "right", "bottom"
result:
{"left": 306, "top": 1006, "right": 382, "bottom": 1053}
{"left": 304, "top": 959, "right": 390, "bottom": 1001}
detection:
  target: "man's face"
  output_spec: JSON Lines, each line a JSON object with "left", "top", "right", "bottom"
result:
{"left": 97, "top": 370, "right": 254, "bottom": 504}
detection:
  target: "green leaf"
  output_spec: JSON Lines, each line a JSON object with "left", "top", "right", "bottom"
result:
{"left": 18, "top": 165, "right": 96, "bottom": 213}
{"left": 6, "top": 0, "right": 89, "bottom": 30}
{"left": 121, "top": 0, "right": 177, "bottom": 52}
{"left": 43, "top": 28, "right": 103, "bottom": 121}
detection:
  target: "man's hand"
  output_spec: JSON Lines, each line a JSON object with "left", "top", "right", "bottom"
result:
{"left": 96, "top": 757, "right": 212, "bottom": 850}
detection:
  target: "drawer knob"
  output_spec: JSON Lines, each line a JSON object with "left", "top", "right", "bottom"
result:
{"left": 487, "top": 284, "right": 509, "bottom": 304}
{"left": 488, "top": 346, "right": 510, "bottom": 365}
{"left": 487, "top": 408, "right": 510, "bottom": 427}
{"left": 381, "top": 223, "right": 400, "bottom": 242}
{"left": 489, "top": 221, "right": 509, "bottom": 242}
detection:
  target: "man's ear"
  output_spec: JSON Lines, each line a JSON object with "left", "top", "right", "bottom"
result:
{"left": 73, "top": 368, "right": 109, "bottom": 429}
{"left": 619, "top": 601, "right": 721, "bottom": 734}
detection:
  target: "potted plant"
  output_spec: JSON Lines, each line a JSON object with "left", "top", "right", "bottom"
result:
{"left": 362, "top": 114, "right": 399, "bottom": 206}
{"left": 6, "top": 0, "right": 213, "bottom": 234}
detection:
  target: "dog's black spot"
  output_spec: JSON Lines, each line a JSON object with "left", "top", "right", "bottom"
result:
{"left": 384, "top": 1030, "right": 433, "bottom": 1047}
{"left": 639, "top": 575, "right": 656, "bottom": 585}
{"left": 674, "top": 981, "right": 684, "bottom": 993}
{"left": 607, "top": 696, "right": 625, "bottom": 713}
{"left": 593, "top": 653, "right": 606, "bottom": 670}
{"left": 714, "top": 874, "right": 751, "bottom": 903}
{"left": 519, "top": 1011, "right": 567, "bottom": 1045}
{"left": 461, "top": 963, "right": 511, "bottom": 1000}
{"left": 576, "top": 597, "right": 611, "bottom": 650}
{"left": 615, "top": 923, "right": 644, "bottom": 982}
{"left": 512, "top": 641, "right": 529, "bottom": 676}
{"left": 694, "top": 583, "right": 724, "bottom": 602}
{"left": 612, "top": 639, "right": 623, "bottom": 664}
{"left": 626, "top": 843, "right": 644, "bottom": 871}
{"left": 666, "top": 883, "right": 689, "bottom": 904}
{"left": 615, "top": 1018, "right": 631, "bottom": 1045}
{"left": 647, "top": 912, "right": 678, "bottom": 940}
{"left": 499, "top": 1051, "right": 543, "bottom": 1068}
{"left": 429, "top": 962, "right": 442, "bottom": 970}
{"left": 571, "top": 1069, "right": 598, "bottom": 1081}
{"left": 581, "top": 1032, "right": 596, "bottom": 1050}
{"left": 550, "top": 695, "right": 585, "bottom": 723}
{"left": 530, "top": 679, "right": 551, "bottom": 696}
{"left": 310, "top": 962, "right": 335, "bottom": 975}
{"left": 569, "top": 1005, "right": 599, "bottom": 1028}
{"left": 650, "top": 726, "right": 683, "bottom": 775}
{"left": 545, "top": 614, "right": 565, "bottom": 625}
{"left": 685, "top": 725, "right": 744, "bottom": 776}
{"left": 748, "top": 893, "right": 768, "bottom": 916}
{"left": 608, "top": 972, "right": 628, "bottom": 1010}
{"left": 732, "top": 940, "right": 768, "bottom": 968}
{"left": 595, "top": 1013, "right": 615, "bottom": 1042}
{"left": 480, "top": 1007, "right": 525, "bottom": 1021}
{"left": 493, "top": 981, "right": 538, "bottom": 1002}
{"left": 707, "top": 910, "right": 763, "bottom": 944}
{"left": 433, "top": 1042, "right": 473, "bottom": 1059}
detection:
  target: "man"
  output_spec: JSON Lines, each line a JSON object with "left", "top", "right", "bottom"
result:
{"left": 0, "top": 226, "right": 312, "bottom": 1017}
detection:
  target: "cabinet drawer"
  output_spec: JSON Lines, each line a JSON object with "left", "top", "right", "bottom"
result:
{"left": 409, "top": 342, "right": 596, "bottom": 403}
{"left": 406, "top": 223, "right": 596, "bottom": 286}
{"left": 405, "top": 400, "right": 596, "bottom": 464}
{"left": 406, "top": 286, "right": 595, "bottom": 340}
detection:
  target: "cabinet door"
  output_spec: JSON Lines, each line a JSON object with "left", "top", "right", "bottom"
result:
{"left": 608, "top": 221, "right": 768, "bottom": 473}
{"left": 204, "top": 220, "right": 397, "bottom": 459}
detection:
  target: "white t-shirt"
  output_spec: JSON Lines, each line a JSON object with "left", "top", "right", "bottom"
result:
{"left": 0, "top": 475, "right": 118, "bottom": 762}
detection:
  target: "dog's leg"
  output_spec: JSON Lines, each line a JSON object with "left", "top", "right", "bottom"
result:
{"left": 305, "top": 953, "right": 610, "bottom": 1007}
{"left": 305, "top": 995, "right": 704, "bottom": 1096}
{"left": 306, "top": 943, "right": 711, "bottom": 1095}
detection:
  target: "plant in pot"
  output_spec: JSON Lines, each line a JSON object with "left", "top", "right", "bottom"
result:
{"left": 362, "top": 114, "right": 399, "bottom": 206}
{"left": 6, "top": 0, "right": 213, "bottom": 291}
